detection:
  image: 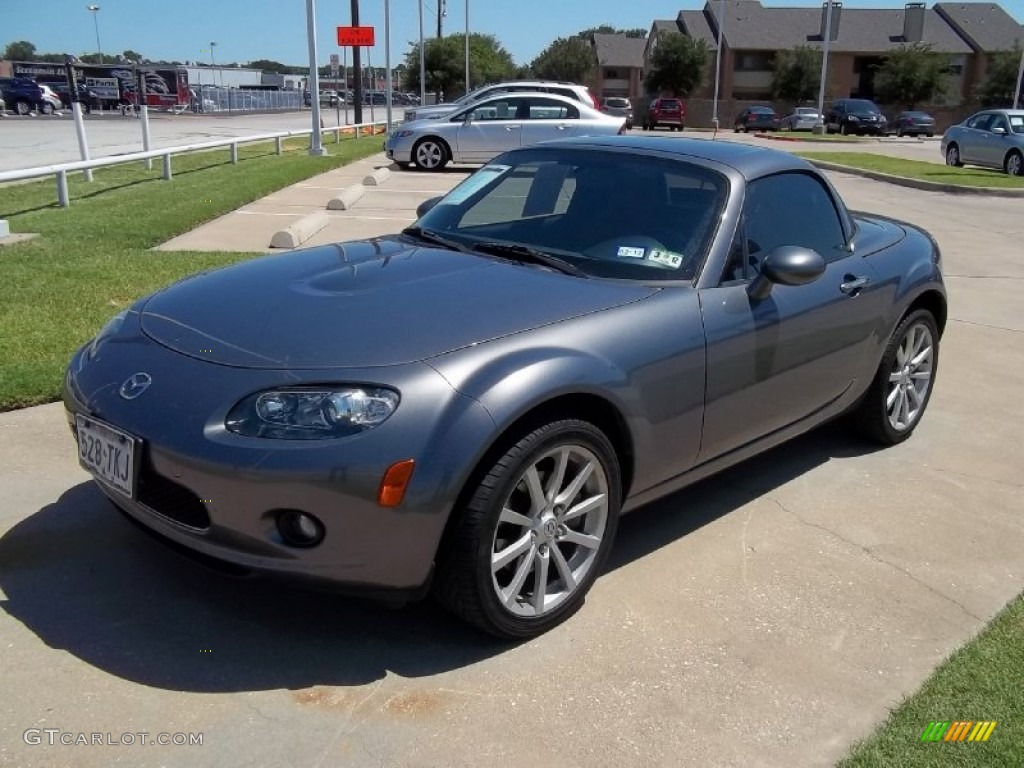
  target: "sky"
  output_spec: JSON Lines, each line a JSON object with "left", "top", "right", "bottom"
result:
{"left": 3, "top": 0, "right": 1024, "bottom": 70}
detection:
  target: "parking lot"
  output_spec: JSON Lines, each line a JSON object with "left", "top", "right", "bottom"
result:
{"left": 1, "top": 131, "right": 1022, "bottom": 767}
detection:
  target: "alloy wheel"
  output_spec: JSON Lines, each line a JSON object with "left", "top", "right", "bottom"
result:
{"left": 415, "top": 140, "right": 444, "bottom": 170}
{"left": 946, "top": 145, "right": 960, "bottom": 166}
{"left": 489, "top": 444, "right": 609, "bottom": 618}
{"left": 1006, "top": 152, "right": 1023, "bottom": 176}
{"left": 886, "top": 322, "right": 934, "bottom": 432}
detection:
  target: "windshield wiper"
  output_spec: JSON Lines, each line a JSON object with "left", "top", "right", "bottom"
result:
{"left": 471, "top": 242, "right": 588, "bottom": 278}
{"left": 402, "top": 226, "right": 475, "bottom": 254}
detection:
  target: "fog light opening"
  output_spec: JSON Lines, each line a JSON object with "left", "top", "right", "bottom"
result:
{"left": 276, "top": 509, "right": 325, "bottom": 548}
{"left": 378, "top": 459, "right": 415, "bottom": 508}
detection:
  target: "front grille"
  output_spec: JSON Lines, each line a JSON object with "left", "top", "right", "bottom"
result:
{"left": 136, "top": 461, "right": 211, "bottom": 530}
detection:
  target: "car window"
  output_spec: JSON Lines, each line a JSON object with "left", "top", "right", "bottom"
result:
{"left": 990, "top": 115, "right": 1011, "bottom": 133}
{"left": 466, "top": 98, "right": 519, "bottom": 121}
{"left": 526, "top": 98, "right": 579, "bottom": 120}
{"left": 417, "top": 149, "right": 728, "bottom": 281}
{"left": 1010, "top": 114, "right": 1024, "bottom": 134}
{"left": 736, "top": 172, "right": 847, "bottom": 278}
{"left": 967, "top": 113, "right": 992, "bottom": 130}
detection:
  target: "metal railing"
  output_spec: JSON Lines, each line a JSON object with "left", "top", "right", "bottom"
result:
{"left": 0, "top": 120, "right": 391, "bottom": 208}
{"left": 192, "top": 88, "right": 306, "bottom": 113}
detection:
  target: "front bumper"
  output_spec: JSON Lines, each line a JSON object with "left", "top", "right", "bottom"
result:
{"left": 63, "top": 330, "right": 495, "bottom": 596}
{"left": 384, "top": 135, "right": 415, "bottom": 164}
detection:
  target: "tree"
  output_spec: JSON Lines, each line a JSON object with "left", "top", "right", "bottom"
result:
{"left": 248, "top": 59, "right": 288, "bottom": 73}
{"left": 122, "top": 49, "right": 144, "bottom": 62}
{"left": 78, "top": 53, "right": 104, "bottom": 64}
{"left": 873, "top": 43, "right": 949, "bottom": 108}
{"left": 773, "top": 45, "right": 821, "bottom": 103}
{"left": 530, "top": 36, "right": 595, "bottom": 83}
{"left": 976, "top": 46, "right": 1023, "bottom": 107}
{"left": 577, "top": 25, "right": 646, "bottom": 41}
{"left": 3, "top": 40, "right": 37, "bottom": 61}
{"left": 644, "top": 33, "right": 710, "bottom": 97}
{"left": 404, "top": 33, "right": 515, "bottom": 97}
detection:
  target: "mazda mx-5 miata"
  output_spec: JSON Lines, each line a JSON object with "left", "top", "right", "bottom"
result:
{"left": 64, "top": 136, "right": 946, "bottom": 639}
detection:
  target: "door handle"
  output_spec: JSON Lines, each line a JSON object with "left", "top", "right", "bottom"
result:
{"left": 840, "top": 275, "right": 870, "bottom": 295}
{"left": 505, "top": 125, "right": 521, "bottom": 131}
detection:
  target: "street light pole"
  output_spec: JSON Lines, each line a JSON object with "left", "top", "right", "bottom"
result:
{"left": 418, "top": 0, "right": 426, "bottom": 105}
{"left": 464, "top": 0, "right": 469, "bottom": 95}
{"left": 305, "top": 0, "right": 326, "bottom": 155}
{"left": 385, "top": 0, "right": 392, "bottom": 133}
{"left": 209, "top": 41, "right": 218, "bottom": 88}
{"left": 87, "top": 5, "right": 103, "bottom": 64}
{"left": 1014, "top": 40, "right": 1024, "bottom": 110}
{"left": 711, "top": 0, "right": 726, "bottom": 131}
{"left": 815, "top": 0, "right": 835, "bottom": 133}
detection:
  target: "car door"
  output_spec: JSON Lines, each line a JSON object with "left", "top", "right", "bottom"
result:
{"left": 978, "top": 113, "right": 1012, "bottom": 167}
{"left": 697, "top": 171, "right": 885, "bottom": 461}
{"left": 454, "top": 96, "right": 524, "bottom": 162}
{"left": 959, "top": 113, "right": 992, "bottom": 164}
{"left": 519, "top": 97, "right": 580, "bottom": 146}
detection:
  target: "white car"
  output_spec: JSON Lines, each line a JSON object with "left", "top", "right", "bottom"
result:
{"left": 387, "top": 91, "right": 625, "bottom": 171}
{"left": 404, "top": 81, "right": 599, "bottom": 123}
{"left": 38, "top": 84, "right": 63, "bottom": 114}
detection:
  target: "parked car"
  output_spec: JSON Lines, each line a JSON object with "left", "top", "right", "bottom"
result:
{"left": 64, "top": 136, "right": 945, "bottom": 639}
{"left": 891, "top": 110, "right": 936, "bottom": 137}
{"left": 0, "top": 76, "right": 44, "bottom": 115}
{"left": 404, "top": 81, "right": 600, "bottom": 123}
{"left": 37, "top": 84, "right": 63, "bottom": 114}
{"left": 824, "top": 98, "right": 887, "bottom": 136}
{"left": 386, "top": 91, "right": 624, "bottom": 171}
{"left": 941, "top": 109, "right": 1024, "bottom": 176}
{"left": 644, "top": 97, "right": 685, "bottom": 131}
{"left": 49, "top": 82, "right": 101, "bottom": 113}
{"left": 734, "top": 105, "right": 780, "bottom": 132}
{"left": 600, "top": 96, "right": 634, "bottom": 129}
{"left": 779, "top": 107, "right": 821, "bottom": 131}
{"left": 319, "top": 90, "right": 339, "bottom": 106}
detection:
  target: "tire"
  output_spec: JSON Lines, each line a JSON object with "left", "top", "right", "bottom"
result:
{"left": 840, "top": 123, "right": 850, "bottom": 136}
{"left": 15, "top": 100, "right": 31, "bottom": 115}
{"left": 412, "top": 138, "right": 448, "bottom": 172}
{"left": 1004, "top": 150, "right": 1023, "bottom": 177}
{"left": 849, "top": 309, "right": 939, "bottom": 445}
{"left": 926, "top": 133, "right": 933, "bottom": 138}
{"left": 41, "top": 102, "right": 54, "bottom": 115}
{"left": 433, "top": 419, "right": 622, "bottom": 639}
{"left": 945, "top": 143, "right": 962, "bottom": 167}
{"left": 896, "top": 126, "right": 904, "bottom": 137}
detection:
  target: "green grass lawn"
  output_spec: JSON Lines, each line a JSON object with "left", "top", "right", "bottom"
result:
{"left": 840, "top": 594, "right": 1024, "bottom": 767}
{"left": 796, "top": 152, "right": 1024, "bottom": 189}
{"left": 0, "top": 134, "right": 384, "bottom": 411}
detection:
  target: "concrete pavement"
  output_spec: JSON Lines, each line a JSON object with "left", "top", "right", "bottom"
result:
{"left": 2, "top": 148, "right": 1023, "bottom": 768}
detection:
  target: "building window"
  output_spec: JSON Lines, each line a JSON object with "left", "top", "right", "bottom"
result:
{"left": 734, "top": 53, "right": 774, "bottom": 71}
{"left": 604, "top": 69, "right": 620, "bottom": 79}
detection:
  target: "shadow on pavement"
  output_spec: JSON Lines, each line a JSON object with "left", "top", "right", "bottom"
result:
{"left": 0, "top": 422, "right": 878, "bottom": 693}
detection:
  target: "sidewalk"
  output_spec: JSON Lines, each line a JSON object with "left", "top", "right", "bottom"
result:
{"left": 154, "top": 153, "right": 471, "bottom": 253}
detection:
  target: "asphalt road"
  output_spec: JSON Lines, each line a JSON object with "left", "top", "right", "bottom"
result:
{"left": 0, "top": 109, "right": 394, "bottom": 172}
{"left": 1, "top": 142, "right": 1022, "bottom": 768}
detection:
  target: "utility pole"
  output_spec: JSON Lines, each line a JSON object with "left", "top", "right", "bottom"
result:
{"left": 437, "top": 0, "right": 443, "bottom": 39}
{"left": 351, "top": 0, "right": 363, "bottom": 124}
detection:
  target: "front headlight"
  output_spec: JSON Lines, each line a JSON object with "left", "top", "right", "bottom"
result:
{"left": 848, "top": 115, "right": 860, "bottom": 121}
{"left": 226, "top": 386, "right": 399, "bottom": 440}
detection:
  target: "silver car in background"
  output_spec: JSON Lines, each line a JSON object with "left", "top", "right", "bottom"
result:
{"left": 386, "top": 91, "right": 625, "bottom": 171}
{"left": 779, "top": 107, "right": 821, "bottom": 131}
{"left": 941, "top": 109, "right": 1024, "bottom": 176}
{"left": 600, "top": 96, "right": 634, "bottom": 129}
{"left": 404, "top": 81, "right": 598, "bottom": 122}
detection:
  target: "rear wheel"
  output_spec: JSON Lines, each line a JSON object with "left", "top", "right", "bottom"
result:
{"left": 413, "top": 138, "right": 448, "bottom": 172}
{"left": 840, "top": 123, "right": 850, "bottom": 136}
{"left": 433, "top": 419, "right": 621, "bottom": 639}
{"left": 15, "top": 100, "right": 31, "bottom": 115}
{"left": 1004, "top": 150, "right": 1023, "bottom": 177}
{"left": 849, "top": 309, "right": 939, "bottom": 445}
{"left": 41, "top": 102, "right": 54, "bottom": 115}
{"left": 945, "top": 143, "right": 962, "bottom": 167}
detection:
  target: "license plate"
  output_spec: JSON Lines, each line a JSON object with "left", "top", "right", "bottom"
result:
{"left": 76, "top": 414, "right": 137, "bottom": 498}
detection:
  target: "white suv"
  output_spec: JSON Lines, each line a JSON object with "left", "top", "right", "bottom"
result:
{"left": 404, "top": 81, "right": 599, "bottom": 122}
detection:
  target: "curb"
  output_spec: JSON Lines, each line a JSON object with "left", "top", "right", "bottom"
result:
{"left": 804, "top": 159, "right": 1024, "bottom": 198}
{"left": 269, "top": 212, "right": 329, "bottom": 248}
{"left": 755, "top": 132, "right": 867, "bottom": 144}
{"left": 326, "top": 184, "right": 366, "bottom": 210}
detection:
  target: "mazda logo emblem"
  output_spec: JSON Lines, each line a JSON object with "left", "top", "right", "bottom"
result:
{"left": 119, "top": 372, "right": 152, "bottom": 400}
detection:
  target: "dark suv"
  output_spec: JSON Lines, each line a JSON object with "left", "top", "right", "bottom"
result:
{"left": 825, "top": 98, "right": 887, "bottom": 136}
{"left": 0, "top": 77, "right": 44, "bottom": 115}
{"left": 644, "top": 97, "right": 685, "bottom": 131}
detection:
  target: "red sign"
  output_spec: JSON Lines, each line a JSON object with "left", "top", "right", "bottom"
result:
{"left": 337, "top": 26, "right": 375, "bottom": 46}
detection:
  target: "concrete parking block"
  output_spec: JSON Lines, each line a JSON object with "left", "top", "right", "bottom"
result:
{"left": 269, "top": 211, "right": 329, "bottom": 249}
{"left": 363, "top": 167, "right": 392, "bottom": 186}
{"left": 326, "top": 184, "right": 366, "bottom": 210}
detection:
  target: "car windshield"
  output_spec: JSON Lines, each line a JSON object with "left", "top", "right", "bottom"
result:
{"left": 1008, "top": 114, "right": 1024, "bottom": 133}
{"left": 751, "top": 107, "right": 774, "bottom": 114}
{"left": 797, "top": 108, "right": 818, "bottom": 115}
{"left": 605, "top": 98, "right": 630, "bottom": 108}
{"left": 413, "top": 148, "right": 728, "bottom": 282}
{"left": 903, "top": 111, "right": 929, "bottom": 118}
{"left": 659, "top": 100, "right": 681, "bottom": 108}
{"left": 846, "top": 100, "right": 881, "bottom": 113}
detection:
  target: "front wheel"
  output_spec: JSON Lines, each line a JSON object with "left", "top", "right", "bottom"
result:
{"left": 413, "top": 138, "right": 448, "bottom": 172}
{"left": 1004, "top": 150, "right": 1023, "bottom": 177}
{"left": 945, "top": 143, "right": 962, "bottom": 167}
{"left": 433, "top": 419, "right": 621, "bottom": 639}
{"left": 15, "top": 100, "right": 31, "bottom": 115}
{"left": 849, "top": 309, "right": 939, "bottom": 445}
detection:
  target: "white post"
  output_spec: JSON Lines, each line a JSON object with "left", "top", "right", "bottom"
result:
{"left": 464, "top": 0, "right": 470, "bottom": 94}
{"left": 306, "top": 0, "right": 327, "bottom": 155}
{"left": 419, "top": 0, "right": 426, "bottom": 105}
{"left": 711, "top": 0, "right": 726, "bottom": 130}
{"left": 815, "top": 0, "right": 834, "bottom": 133}
{"left": 368, "top": 46, "right": 376, "bottom": 126}
{"left": 1014, "top": 41, "right": 1024, "bottom": 110}
{"left": 343, "top": 46, "right": 349, "bottom": 125}
{"left": 71, "top": 101, "right": 94, "bottom": 181}
{"left": 385, "top": 0, "right": 393, "bottom": 133}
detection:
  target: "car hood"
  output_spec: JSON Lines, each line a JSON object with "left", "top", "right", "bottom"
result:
{"left": 139, "top": 236, "right": 658, "bottom": 369}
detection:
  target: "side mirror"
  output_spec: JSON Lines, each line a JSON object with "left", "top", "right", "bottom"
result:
{"left": 416, "top": 196, "right": 443, "bottom": 218}
{"left": 747, "top": 246, "right": 826, "bottom": 301}
{"left": 992, "top": 126, "right": 1007, "bottom": 135}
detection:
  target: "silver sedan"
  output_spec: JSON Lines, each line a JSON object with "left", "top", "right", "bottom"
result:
{"left": 941, "top": 109, "right": 1024, "bottom": 176}
{"left": 386, "top": 92, "right": 625, "bottom": 171}
{"left": 779, "top": 107, "right": 821, "bottom": 131}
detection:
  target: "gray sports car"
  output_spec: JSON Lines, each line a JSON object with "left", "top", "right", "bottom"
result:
{"left": 64, "top": 137, "right": 946, "bottom": 639}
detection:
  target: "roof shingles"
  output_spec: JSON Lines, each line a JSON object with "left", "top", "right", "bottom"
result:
{"left": 592, "top": 33, "right": 648, "bottom": 68}
{"left": 934, "top": 2, "right": 1024, "bottom": 52}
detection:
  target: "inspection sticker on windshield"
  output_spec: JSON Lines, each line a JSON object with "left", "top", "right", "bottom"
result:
{"left": 616, "top": 245, "right": 647, "bottom": 259}
{"left": 648, "top": 249, "right": 684, "bottom": 268}
{"left": 443, "top": 165, "right": 512, "bottom": 204}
